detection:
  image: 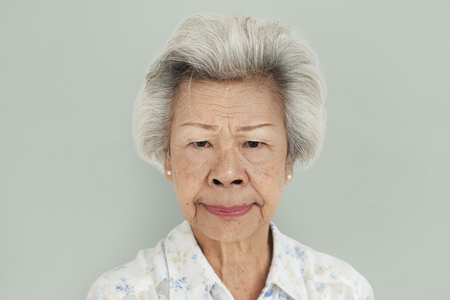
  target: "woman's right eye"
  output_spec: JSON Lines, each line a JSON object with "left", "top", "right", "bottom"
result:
{"left": 194, "top": 141, "right": 209, "bottom": 148}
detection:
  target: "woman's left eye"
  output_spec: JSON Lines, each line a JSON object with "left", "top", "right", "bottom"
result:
{"left": 244, "top": 141, "right": 260, "bottom": 148}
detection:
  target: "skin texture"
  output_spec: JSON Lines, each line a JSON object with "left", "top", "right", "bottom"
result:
{"left": 164, "top": 78, "right": 293, "bottom": 300}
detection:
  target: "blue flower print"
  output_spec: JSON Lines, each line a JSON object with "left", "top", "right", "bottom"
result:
{"left": 203, "top": 281, "right": 213, "bottom": 292}
{"left": 170, "top": 276, "right": 191, "bottom": 292}
{"left": 278, "top": 291, "right": 290, "bottom": 299}
{"left": 112, "top": 265, "right": 125, "bottom": 272}
{"left": 115, "top": 278, "right": 134, "bottom": 295}
{"left": 283, "top": 243, "right": 295, "bottom": 258}
{"left": 315, "top": 283, "right": 328, "bottom": 293}
{"left": 294, "top": 246, "right": 306, "bottom": 261}
{"left": 264, "top": 289, "right": 274, "bottom": 297}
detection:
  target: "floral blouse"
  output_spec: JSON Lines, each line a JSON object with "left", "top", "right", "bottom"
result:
{"left": 86, "top": 221, "right": 373, "bottom": 300}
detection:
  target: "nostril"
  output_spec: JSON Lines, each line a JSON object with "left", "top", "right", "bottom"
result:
{"left": 212, "top": 179, "right": 242, "bottom": 185}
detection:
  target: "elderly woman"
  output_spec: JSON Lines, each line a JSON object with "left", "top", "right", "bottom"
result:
{"left": 86, "top": 15, "right": 373, "bottom": 300}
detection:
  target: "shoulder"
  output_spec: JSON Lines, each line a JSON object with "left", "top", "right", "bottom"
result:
{"left": 86, "top": 241, "right": 167, "bottom": 300}
{"left": 276, "top": 228, "right": 374, "bottom": 299}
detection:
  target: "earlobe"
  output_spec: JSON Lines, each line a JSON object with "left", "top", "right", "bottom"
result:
{"left": 164, "top": 151, "right": 173, "bottom": 182}
{"left": 285, "top": 173, "right": 293, "bottom": 185}
{"left": 285, "top": 156, "right": 293, "bottom": 185}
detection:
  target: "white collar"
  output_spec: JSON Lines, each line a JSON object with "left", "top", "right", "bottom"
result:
{"left": 155, "top": 221, "right": 307, "bottom": 300}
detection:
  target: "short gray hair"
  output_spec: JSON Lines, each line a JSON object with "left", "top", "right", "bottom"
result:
{"left": 133, "top": 14, "right": 326, "bottom": 170}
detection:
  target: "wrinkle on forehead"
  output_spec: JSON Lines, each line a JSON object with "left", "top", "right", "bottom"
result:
{"left": 172, "top": 77, "right": 284, "bottom": 120}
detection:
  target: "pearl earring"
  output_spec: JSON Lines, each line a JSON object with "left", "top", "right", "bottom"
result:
{"left": 286, "top": 174, "right": 292, "bottom": 180}
{"left": 167, "top": 170, "right": 172, "bottom": 176}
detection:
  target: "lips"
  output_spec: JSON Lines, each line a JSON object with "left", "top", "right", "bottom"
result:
{"left": 204, "top": 204, "right": 253, "bottom": 217}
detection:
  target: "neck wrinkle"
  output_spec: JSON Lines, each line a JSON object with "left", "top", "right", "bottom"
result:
{"left": 192, "top": 224, "right": 273, "bottom": 282}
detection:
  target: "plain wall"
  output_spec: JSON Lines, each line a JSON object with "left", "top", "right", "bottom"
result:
{"left": 1, "top": 1, "right": 449, "bottom": 299}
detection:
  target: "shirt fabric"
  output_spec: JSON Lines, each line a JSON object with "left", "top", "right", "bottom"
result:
{"left": 86, "top": 221, "right": 373, "bottom": 300}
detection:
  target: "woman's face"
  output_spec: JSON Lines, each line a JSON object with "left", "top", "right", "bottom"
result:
{"left": 165, "top": 79, "right": 293, "bottom": 243}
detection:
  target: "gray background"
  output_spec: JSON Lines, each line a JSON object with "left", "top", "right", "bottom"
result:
{"left": 1, "top": 0, "right": 449, "bottom": 299}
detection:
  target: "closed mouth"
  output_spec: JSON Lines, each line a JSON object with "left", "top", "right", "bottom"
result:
{"left": 203, "top": 204, "right": 253, "bottom": 217}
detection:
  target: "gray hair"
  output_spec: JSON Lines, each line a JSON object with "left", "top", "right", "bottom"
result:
{"left": 133, "top": 14, "right": 326, "bottom": 170}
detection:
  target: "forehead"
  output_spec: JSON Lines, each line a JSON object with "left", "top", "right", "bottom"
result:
{"left": 172, "top": 78, "right": 284, "bottom": 123}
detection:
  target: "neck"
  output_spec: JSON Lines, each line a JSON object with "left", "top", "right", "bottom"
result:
{"left": 192, "top": 224, "right": 273, "bottom": 300}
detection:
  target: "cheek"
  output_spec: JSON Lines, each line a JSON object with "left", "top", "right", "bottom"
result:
{"left": 249, "top": 160, "right": 285, "bottom": 215}
{"left": 172, "top": 152, "right": 211, "bottom": 202}
{"left": 249, "top": 150, "right": 286, "bottom": 186}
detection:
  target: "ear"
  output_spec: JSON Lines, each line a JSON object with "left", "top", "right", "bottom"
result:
{"left": 285, "top": 155, "right": 294, "bottom": 185}
{"left": 164, "top": 151, "right": 173, "bottom": 182}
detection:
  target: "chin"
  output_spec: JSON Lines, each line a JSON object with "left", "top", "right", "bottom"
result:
{"left": 192, "top": 207, "right": 264, "bottom": 243}
{"left": 210, "top": 223, "right": 256, "bottom": 242}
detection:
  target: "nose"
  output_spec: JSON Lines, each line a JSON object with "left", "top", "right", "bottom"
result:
{"left": 208, "top": 147, "right": 248, "bottom": 188}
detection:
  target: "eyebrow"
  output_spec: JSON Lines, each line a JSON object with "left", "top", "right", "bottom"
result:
{"left": 237, "top": 123, "right": 274, "bottom": 132}
{"left": 180, "top": 122, "right": 274, "bottom": 132}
